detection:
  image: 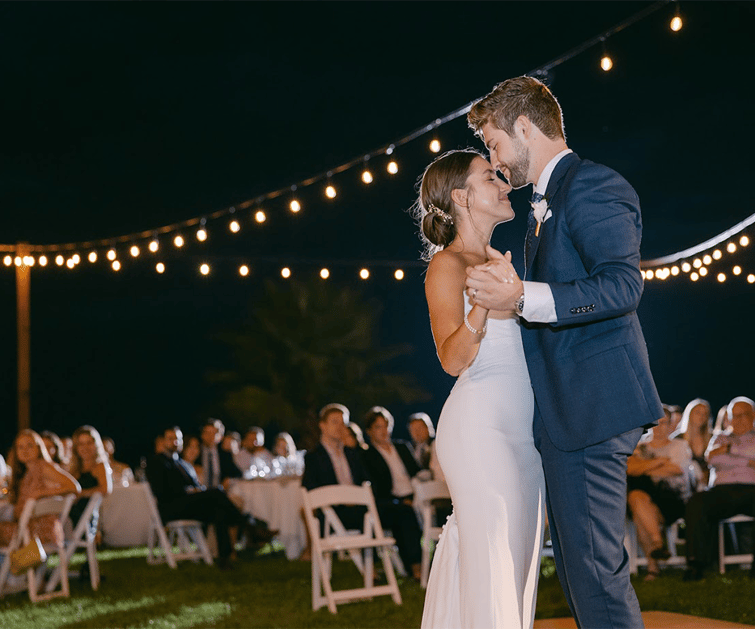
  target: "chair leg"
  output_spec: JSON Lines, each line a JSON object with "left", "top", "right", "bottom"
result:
{"left": 188, "top": 526, "right": 213, "bottom": 565}
{"left": 719, "top": 521, "right": 726, "bottom": 574}
{"left": 87, "top": 539, "right": 100, "bottom": 590}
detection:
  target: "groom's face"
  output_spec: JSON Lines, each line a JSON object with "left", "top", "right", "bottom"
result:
{"left": 481, "top": 122, "right": 530, "bottom": 190}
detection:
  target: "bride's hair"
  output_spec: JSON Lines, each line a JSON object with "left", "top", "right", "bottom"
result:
{"left": 412, "top": 149, "right": 481, "bottom": 261}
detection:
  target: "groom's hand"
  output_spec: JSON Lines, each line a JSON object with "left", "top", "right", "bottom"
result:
{"left": 465, "top": 245, "right": 523, "bottom": 313}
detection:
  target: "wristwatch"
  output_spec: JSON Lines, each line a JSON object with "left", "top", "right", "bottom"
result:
{"left": 515, "top": 293, "right": 525, "bottom": 315}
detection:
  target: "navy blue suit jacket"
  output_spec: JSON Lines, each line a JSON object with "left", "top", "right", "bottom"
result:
{"left": 302, "top": 443, "right": 370, "bottom": 491}
{"left": 522, "top": 152, "right": 663, "bottom": 451}
{"left": 361, "top": 441, "right": 420, "bottom": 503}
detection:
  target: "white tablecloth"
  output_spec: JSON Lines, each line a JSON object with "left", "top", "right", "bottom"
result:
{"left": 229, "top": 476, "right": 305, "bottom": 560}
{"left": 101, "top": 484, "right": 151, "bottom": 547}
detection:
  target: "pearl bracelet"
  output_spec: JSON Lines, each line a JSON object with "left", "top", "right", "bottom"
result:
{"left": 464, "top": 311, "right": 487, "bottom": 335}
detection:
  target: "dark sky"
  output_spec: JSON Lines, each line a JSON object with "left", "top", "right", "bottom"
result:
{"left": 2, "top": 2, "right": 754, "bottom": 463}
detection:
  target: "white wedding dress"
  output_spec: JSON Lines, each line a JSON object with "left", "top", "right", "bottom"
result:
{"left": 421, "top": 297, "right": 546, "bottom": 629}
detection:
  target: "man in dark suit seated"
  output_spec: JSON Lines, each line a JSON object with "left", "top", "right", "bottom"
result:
{"left": 407, "top": 412, "right": 435, "bottom": 470}
{"left": 302, "top": 403, "right": 370, "bottom": 533}
{"left": 147, "top": 426, "right": 273, "bottom": 569}
{"left": 200, "top": 418, "right": 242, "bottom": 489}
{"left": 361, "top": 406, "right": 423, "bottom": 581}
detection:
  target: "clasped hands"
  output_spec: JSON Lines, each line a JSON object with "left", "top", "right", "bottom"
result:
{"left": 465, "top": 245, "right": 523, "bottom": 314}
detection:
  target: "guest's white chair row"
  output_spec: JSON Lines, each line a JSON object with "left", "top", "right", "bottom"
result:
{"left": 718, "top": 514, "right": 754, "bottom": 574}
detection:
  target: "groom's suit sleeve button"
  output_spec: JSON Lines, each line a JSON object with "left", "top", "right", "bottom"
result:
{"left": 569, "top": 305, "right": 596, "bottom": 314}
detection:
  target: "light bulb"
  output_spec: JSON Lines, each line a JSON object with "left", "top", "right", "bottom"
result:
{"left": 600, "top": 55, "right": 613, "bottom": 72}
{"left": 699, "top": 267, "right": 708, "bottom": 276}
{"left": 200, "top": 263, "right": 210, "bottom": 276}
{"left": 107, "top": 249, "right": 117, "bottom": 261}
{"left": 670, "top": 15, "right": 683, "bottom": 32}
{"left": 174, "top": 235, "right": 184, "bottom": 248}
{"left": 702, "top": 254, "right": 712, "bottom": 265}
{"left": 72, "top": 254, "right": 81, "bottom": 264}
{"left": 727, "top": 242, "right": 737, "bottom": 253}
{"left": 645, "top": 269, "right": 654, "bottom": 280}
{"left": 325, "top": 185, "right": 337, "bottom": 199}
{"left": 156, "top": 262, "right": 165, "bottom": 274}
{"left": 359, "top": 268, "right": 370, "bottom": 280}
{"left": 740, "top": 235, "right": 750, "bottom": 247}
{"left": 693, "top": 258, "right": 702, "bottom": 268}
{"left": 717, "top": 273, "right": 726, "bottom": 283}
{"left": 23, "top": 256, "right": 34, "bottom": 267}
{"left": 671, "top": 266, "right": 679, "bottom": 276}
{"left": 3, "top": 255, "right": 11, "bottom": 266}
{"left": 239, "top": 265, "right": 249, "bottom": 277}
{"left": 395, "top": 269, "right": 405, "bottom": 281}
{"left": 691, "top": 272, "right": 699, "bottom": 281}
{"left": 230, "top": 220, "right": 241, "bottom": 233}
{"left": 255, "top": 211, "right": 266, "bottom": 223}
{"left": 112, "top": 260, "right": 121, "bottom": 271}
{"left": 14, "top": 256, "right": 22, "bottom": 267}
{"left": 429, "top": 139, "right": 441, "bottom": 153}
{"left": 281, "top": 267, "right": 291, "bottom": 279}
{"left": 362, "top": 169, "right": 373, "bottom": 184}
{"left": 88, "top": 251, "right": 97, "bottom": 263}
{"left": 387, "top": 161, "right": 399, "bottom": 175}
{"left": 149, "top": 239, "right": 159, "bottom": 252}
{"left": 130, "top": 245, "right": 140, "bottom": 258}
{"left": 38, "top": 256, "right": 48, "bottom": 267}
{"left": 290, "top": 199, "right": 301, "bottom": 213}
{"left": 320, "top": 268, "right": 330, "bottom": 279}
{"left": 197, "top": 228, "right": 207, "bottom": 242}
{"left": 55, "top": 255, "right": 65, "bottom": 266}
{"left": 733, "top": 266, "right": 742, "bottom": 275}
{"left": 66, "top": 258, "right": 75, "bottom": 269}
{"left": 748, "top": 274, "right": 755, "bottom": 284}
{"left": 713, "top": 249, "right": 722, "bottom": 260}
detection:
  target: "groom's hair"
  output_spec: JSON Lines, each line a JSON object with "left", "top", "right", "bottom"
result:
{"left": 468, "top": 76, "right": 565, "bottom": 141}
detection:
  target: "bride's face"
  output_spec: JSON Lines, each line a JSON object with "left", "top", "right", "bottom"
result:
{"left": 463, "top": 157, "right": 514, "bottom": 223}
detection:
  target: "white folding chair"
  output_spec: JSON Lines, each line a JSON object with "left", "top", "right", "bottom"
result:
{"left": 0, "top": 493, "right": 76, "bottom": 602}
{"left": 142, "top": 483, "right": 213, "bottom": 568}
{"left": 46, "top": 492, "right": 103, "bottom": 592}
{"left": 718, "top": 514, "right": 754, "bottom": 574}
{"left": 301, "top": 482, "right": 403, "bottom": 614}
{"left": 625, "top": 517, "right": 686, "bottom": 575}
{"left": 411, "top": 478, "right": 450, "bottom": 588}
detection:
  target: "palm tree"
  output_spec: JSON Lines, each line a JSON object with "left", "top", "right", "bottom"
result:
{"left": 208, "top": 278, "right": 428, "bottom": 439}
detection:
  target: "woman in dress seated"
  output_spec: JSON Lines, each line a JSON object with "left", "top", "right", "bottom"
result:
{"left": 103, "top": 437, "right": 134, "bottom": 488}
{"left": 0, "top": 430, "right": 80, "bottom": 547}
{"left": 68, "top": 426, "right": 113, "bottom": 528}
{"left": 671, "top": 399, "right": 714, "bottom": 489}
{"left": 180, "top": 435, "right": 204, "bottom": 481}
{"left": 273, "top": 432, "right": 305, "bottom": 475}
{"left": 40, "top": 431, "right": 68, "bottom": 469}
{"left": 627, "top": 409, "right": 694, "bottom": 580}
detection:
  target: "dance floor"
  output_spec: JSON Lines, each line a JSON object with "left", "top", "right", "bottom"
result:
{"left": 534, "top": 611, "right": 755, "bottom": 628}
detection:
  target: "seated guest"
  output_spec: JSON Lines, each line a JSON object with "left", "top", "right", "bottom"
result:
{"left": 0, "top": 430, "right": 80, "bottom": 547}
{"left": 154, "top": 434, "right": 166, "bottom": 456}
{"left": 102, "top": 436, "right": 134, "bottom": 488}
{"left": 684, "top": 397, "right": 755, "bottom": 580}
{"left": 407, "top": 412, "right": 435, "bottom": 470}
{"left": 235, "top": 427, "right": 275, "bottom": 476}
{"left": 148, "top": 426, "right": 274, "bottom": 569}
{"left": 273, "top": 432, "right": 303, "bottom": 475}
{"left": 671, "top": 399, "right": 714, "bottom": 488}
{"left": 40, "top": 431, "right": 68, "bottom": 468}
{"left": 667, "top": 405, "right": 683, "bottom": 434}
{"left": 302, "top": 404, "right": 370, "bottom": 532}
{"left": 201, "top": 419, "right": 242, "bottom": 488}
{"left": 343, "top": 423, "right": 368, "bottom": 451}
{"left": 627, "top": 410, "right": 694, "bottom": 580}
{"left": 68, "top": 425, "right": 113, "bottom": 526}
{"left": 361, "top": 406, "right": 423, "bottom": 581}
{"left": 181, "top": 434, "right": 204, "bottom": 481}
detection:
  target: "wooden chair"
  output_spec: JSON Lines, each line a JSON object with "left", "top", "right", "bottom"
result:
{"left": 411, "top": 478, "right": 450, "bottom": 588}
{"left": 46, "top": 492, "right": 103, "bottom": 592}
{"left": 142, "top": 483, "right": 213, "bottom": 568}
{"left": 301, "top": 482, "right": 402, "bottom": 613}
{"left": 625, "top": 518, "right": 686, "bottom": 575}
{"left": 718, "top": 514, "right": 754, "bottom": 574}
{"left": 0, "top": 494, "right": 76, "bottom": 602}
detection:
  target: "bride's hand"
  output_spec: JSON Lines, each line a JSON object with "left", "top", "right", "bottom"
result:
{"left": 465, "top": 246, "right": 523, "bottom": 312}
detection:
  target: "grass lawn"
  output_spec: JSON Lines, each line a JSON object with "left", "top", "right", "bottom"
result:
{"left": 1, "top": 546, "right": 753, "bottom": 628}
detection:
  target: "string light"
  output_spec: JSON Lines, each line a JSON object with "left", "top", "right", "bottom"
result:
{"left": 681, "top": 262, "right": 691, "bottom": 273}
{"left": 3, "top": 255, "right": 11, "bottom": 266}
{"left": 66, "top": 259, "right": 75, "bottom": 269}
{"left": 289, "top": 199, "right": 301, "bottom": 213}
{"left": 671, "top": 266, "right": 679, "bottom": 276}
{"left": 429, "top": 139, "right": 441, "bottom": 153}
{"left": 691, "top": 272, "right": 699, "bottom": 281}
{"left": 156, "top": 262, "right": 165, "bottom": 274}
{"left": 693, "top": 258, "right": 702, "bottom": 268}
{"left": 600, "top": 38, "right": 613, "bottom": 72}
{"left": 712, "top": 249, "right": 722, "bottom": 260}
{"left": 229, "top": 220, "right": 241, "bottom": 233}
{"left": 670, "top": 2, "right": 683, "bottom": 32}
{"left": 112, "top": 260, "right": 121, "bottom": 272}
{"left": 748, "top": 274, "right": 755, "bottom": 284}
{"left": 741, "top": 235, "right": 750, "bottom": 247}
{"left": 23, "top": 256, "right": 34, "bottom": 267}
{"left": 727, "top": 242, "right": 737, "bottom": 253}
{"left": 14, "top": 256, "right": 22, "bottom": 267}
{"left": 239, "top": 265, "right": 249, "bottom": 277}
{"left": 359, "top": 268, "right": 370, "bottom": 280}
{"left": 320, "top": 268, "right": 330, "bottom": 279}
{"left": 130, "top": 245, "right": 140, "bottom": 258}
{"left": 55, "top": 255, "right": 65, "bottom": 266}
{"left": 197, "top": 228, "right": 208, "bottom": 242}
{"left": 733, "top": 266, "right": 742, "bottom": 275}
{"left": 699, "top": 267, "right": 708, "bottom": 277}
{"left": 645, "top": 269, "right": 654, "bottom": 280}
{"left": 255, "top": 210, "right": 266, "bottom": 224}
{"left": 107, "top": 249, "right": 117, "bottom": 261}
{"left": 394, "top": 269, "right": 404, "bottom": 281}
{"left": 281, "top": 267, "right": 291, "bottom": 279}
{"left": 717, "top": 273, "right": 726, "bottom": 283}
{"left": 38, "top": 256, "right": 47, "bottom": 267}
{"left": 325, "top": 184, "right": 337, "bottom": 199}
{"left": 149, "top": 239, "right": 160, "bottom": 252}
{"left": 88, "top": 251, "right": 97, "bottom": 263}
{"left": 72, "top": 254, "right": 81, "bottom": 265}
{"left": 362, "top": 169, "right": 374, "bottom": 184}
{"left": 387, "top": 161, "right": 399, "bottom": 175}
{"left": 174, "top": 235, "right": 184, "bottom": 248}
{"left": 702, "top": 254, "right": 712, "bottom": 265}
{"left": 200, "top": 263, "right": 210, "bottom": 276}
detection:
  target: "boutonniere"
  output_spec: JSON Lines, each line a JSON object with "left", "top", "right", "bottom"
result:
{"left": 530, "top": 198, "right": 552, "bottom": 237}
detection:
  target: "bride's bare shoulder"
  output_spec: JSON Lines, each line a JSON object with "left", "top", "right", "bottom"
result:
{"left": 427, "top": 248, "right": 467, "bottom": 277}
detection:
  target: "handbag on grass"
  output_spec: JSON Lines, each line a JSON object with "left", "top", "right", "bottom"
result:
{"left": 10, "top": 536, "right": 47, "bottom": 575}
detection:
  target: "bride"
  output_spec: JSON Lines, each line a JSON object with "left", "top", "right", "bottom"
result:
{"left": 416, "top": 149, "right": 545, "bottom": 629}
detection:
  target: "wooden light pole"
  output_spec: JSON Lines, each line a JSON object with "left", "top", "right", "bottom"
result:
{"left": 16, "top": 242, "right": 31, "bottom": 431}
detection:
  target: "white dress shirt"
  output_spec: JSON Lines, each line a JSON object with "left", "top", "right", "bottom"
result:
{"left": 375, "top": 444, "right": 414, "bottom": 498}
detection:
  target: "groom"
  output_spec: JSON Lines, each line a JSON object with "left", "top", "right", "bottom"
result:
{"left": 465, "top": 76, "right": 663, "bottom": 629}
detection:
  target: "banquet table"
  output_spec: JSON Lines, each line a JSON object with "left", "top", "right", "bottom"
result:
{"left": 229, "top": 476, "right": 306, "bottom": 560}
{"left": 101, "top": 484, "right": 152, "bottom": 547}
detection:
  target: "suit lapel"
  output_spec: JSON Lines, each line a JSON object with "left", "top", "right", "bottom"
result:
{"left": 524, "top": 153, "right": 580, "bottom": 278}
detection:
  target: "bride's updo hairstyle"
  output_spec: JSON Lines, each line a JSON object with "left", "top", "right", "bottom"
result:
{"left": 414, "top": 149, "right": 481, "bottom": 261}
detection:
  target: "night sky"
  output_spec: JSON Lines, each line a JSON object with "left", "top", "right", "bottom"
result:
{"left": 2, "top": 2, "right": 754, "bottom": 464}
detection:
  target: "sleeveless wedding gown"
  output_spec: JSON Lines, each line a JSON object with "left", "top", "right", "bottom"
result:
{"left": 421, "top": 297, "right": 545, "bottom": 629}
